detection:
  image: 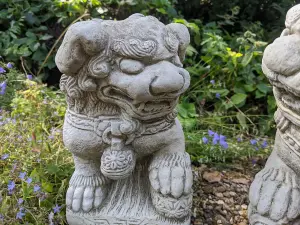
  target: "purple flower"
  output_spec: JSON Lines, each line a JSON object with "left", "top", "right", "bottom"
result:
{"left": 6, "top": 63, "right": 13, "bottom": 69}
{"left": 53, "top": 204, "right": 61, "bottom": 214}
{"left": 0, "top": 213, "right": 4, "bottom": 221}
{"left": 250, "top": 139, "right": 257, "bottom": 145}
{"left": 220, "top": 135, "right": 226, "bottom": 142}
{"left": 261, "top": 140, "right": 268, "bottom": 148}
{"left": 18, "top": 198, "right": 24, "bottom": 205}
{"left": 208, "top": 130, "right": 215, "bottom": 137}
{"left": 0, "top": 67, "right": 6, "bottom": 74}
{"left": 216, "top": 93, "right": 221, "bottom": 99}
{"left": 27, "top": 74, "right": 33, "bottom": 80}
{"left": 19, "top": 172, "right": 27, "bottom": 180}
{"left": 210, "top": 80, "right": 215, "bottom": 85}
{"left": 0, "top": 81, "right": 7, "bottom": 95}
{"left": 213, "top": 133, "right": 220, "bottom": 145}
{"left": 7, "top": 181, "right": 15, "bottom": 191}
{"left": 237, "top": 137, "right": 242, "bottom": 142}
{"left": 26, "top": 177, "right": 32, "bottom": 184}
{"left": 16, "top": 210, "right": 25, "bottom": 220}
{"left": 220, "top": 140, "right": 228, "bottom": 149}
{"left": 1, "top": 153, "right": 9, "bottom": 160}
{"left": 251, "top": 159, "right": 257, "bottom": 165}
{"left": 33, "top": 184, "right": 41, "bottom": 192}
{"left": 202, "top": 136, "right": 209, "bottom": 144}
{"left": 48, "top": 135, "right": 54, "bottom": 140}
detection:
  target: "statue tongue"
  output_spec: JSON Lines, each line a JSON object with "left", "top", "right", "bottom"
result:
{"left": 263, "top": 34, "right": 300, "bottom": 76}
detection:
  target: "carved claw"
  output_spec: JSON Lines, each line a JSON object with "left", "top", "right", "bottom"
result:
{"left": 66, "top": 173, "right": 109, "bottom": 213}
{"left": 66, "top": 185, "right": 107, "bottom": 213}
{"left": 149, "top": 152, "right": 193, "bottom": 219}
{"left": 249, "top": 167, "right": 300, "bottom": 224}
{"left": 149, "top": 164, "right": 192, "bottom": 198}
{"left": 149, "top": 152, "right": 193, "bottom": 198}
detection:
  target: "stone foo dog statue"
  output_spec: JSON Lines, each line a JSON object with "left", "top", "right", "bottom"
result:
{"left": 55, "top": 14, "right": 193, "bottom": 225}
{"left": 248, "top": 4, "right": 300, "bottom": 225}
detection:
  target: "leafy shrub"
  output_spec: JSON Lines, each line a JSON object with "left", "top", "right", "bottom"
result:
{"left": 0, "top": 61, "right": 26, "bottom": 110}
{"left": 0, "top": 71, "right": 71, "bottom": 224}
{"left": 0, "top": 0, "right": 104, "bottom": 79}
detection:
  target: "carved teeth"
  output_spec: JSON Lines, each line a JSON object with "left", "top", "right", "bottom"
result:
{"left": 138, "top": 102, "right": 145, "bottom": 111}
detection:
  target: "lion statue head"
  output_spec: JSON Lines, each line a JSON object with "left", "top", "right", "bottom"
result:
{"left": 55, "top": 14, "right": 190, "bottom": 121}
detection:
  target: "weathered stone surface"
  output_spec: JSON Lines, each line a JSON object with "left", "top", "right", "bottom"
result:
{"left": 55, "top": 14, "right": 192, "bottom": 224}
{"left": 248, "top": 4, "right": 300, "bottom": 225}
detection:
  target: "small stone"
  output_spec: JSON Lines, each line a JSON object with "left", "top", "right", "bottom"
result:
{"left": 215, "top": 192, "right": 224, "bottom": 198}
{"left": 217, "top": 200, "right": 225, "bottom": 205}
{"left": 203, "top": 171, "right": 222, "bottom": 183}
{"left": 241, "top": 204, "right": 248, "bottom": 210}
{"left": 232, "top": 178, "right": 250, "bottom": 185}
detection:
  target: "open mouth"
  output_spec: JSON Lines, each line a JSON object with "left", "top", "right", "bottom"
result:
{"left": 101, "top": 86, "right": 177, "bottom": 116}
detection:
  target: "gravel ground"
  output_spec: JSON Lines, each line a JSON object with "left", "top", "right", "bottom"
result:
{"left": 191, "top": 161, "right": 265, "bottom": 225}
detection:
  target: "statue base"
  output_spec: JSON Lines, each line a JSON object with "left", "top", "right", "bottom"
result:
{"left": 66, "top": 162, "right": 191, "bottom": 225}
{"left": 66, "top": 212, "right": 190, "bottom": 225}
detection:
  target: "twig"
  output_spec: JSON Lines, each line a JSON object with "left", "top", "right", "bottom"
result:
{"left": 20, "top": 57, "right": 28, "bottom": 78}
{"left": 37, "top": 12, "right": 90, "bottom": 76}
{"left": 225, "top": 96, "right": 257, "bottom": 131}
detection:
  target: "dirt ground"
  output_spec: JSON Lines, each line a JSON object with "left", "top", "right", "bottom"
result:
{"left": 191, "top": 159, "right": 265, "bottom": 225}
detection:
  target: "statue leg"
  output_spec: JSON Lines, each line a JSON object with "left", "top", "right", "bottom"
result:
{"left": 66, "top": 155, "right": 110, "bottom": 213}
{"left": 249, "top": 131, "right": 300, "bottom": 224}
{"left": 148, "top": 119, "right": 193, "bottom": 219}
{"left": 63, "top": 118, "right": 110, "bottom": 213}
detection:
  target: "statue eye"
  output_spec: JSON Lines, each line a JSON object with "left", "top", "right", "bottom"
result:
{"left": 119, "top": 59, "right": 144, "bottom": 74}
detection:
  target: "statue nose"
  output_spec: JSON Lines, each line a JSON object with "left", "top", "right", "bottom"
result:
{"left": 150, "top": 69, "right": 186, "bottom": 95}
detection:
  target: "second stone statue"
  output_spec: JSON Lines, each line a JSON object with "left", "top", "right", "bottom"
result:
{"left": 55, "top": 14, "right": 193, "bottom": 225}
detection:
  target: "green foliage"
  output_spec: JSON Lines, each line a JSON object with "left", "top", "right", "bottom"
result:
{"left": 0, "top": 0, "right": 103, "bottom": 77}
{"left": 0, "top": 72, "right": 71, "bottom": 224}
{"left": 185, "top": 130, "right": 271, "bottom": 164}
{"left": 0, "top": 61, "right": 26, "bottom": 110}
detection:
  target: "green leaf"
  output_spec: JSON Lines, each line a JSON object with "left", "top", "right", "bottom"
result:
{"left": 255, "top": 90, "right": 266, "bottom": 98}
{"left": 186, "top": 45, "right": 198, "bottom": 56}
{"left": 231, "top": 93, "right": 247, "bottom": 105}
{"left": 30, "top": 168, "right": 40, "bottom": 181}
{"left": 236, "top": 112, "right": 247, "bottom": 129}
{"left": 257, "top": 83, "right": 271, "bottom": 94}
{"left": 210, "top": 89, "right": 230, "bottom": 96}
{"left": 233, "top": 87, "right": 246, "bottom": 94}
{"left": 267, "top": 95, "right": 277, "bottom": 110}
{"left": 156, "top": 8, "right": 167, "bottom": 14}
{"left": 39, "top": 34, "right": 53, "bottom": 41}
{"left": 25, "top": 31, "right": 37, "bottom": 40}
{"left": 177, "top": 103, "right": 198, "bottom": 118}
{"left": 244, "top": 84, "right": 255, "bottom": 92}
{"left": 42, "top": 181, "right": 53, "bottom": 192}
{"left": 29, "top": 42, "right": 40, "bottom": 52}
{"left": 241, "top": 51, "right": 253, "bottom": 67}
{"left": 46, "top": 164, "right": 60, "bottom": 175}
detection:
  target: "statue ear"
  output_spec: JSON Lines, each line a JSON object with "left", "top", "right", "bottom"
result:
{"left": 166, "top": 23, "right": 190, "bottom": 62}
{"left": 55, "top": 19, "right": 108, "bottom": 76}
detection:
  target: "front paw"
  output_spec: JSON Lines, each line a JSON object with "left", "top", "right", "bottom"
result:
{"left": 249, "top": 167, "right": 300, "bottom": 224}
{"left": 149, "top": 152, "right": 193, "bottom": 219}
{"left": 66, "top": 173, "right": 110, "bottom": 213}
{"left": 149, "top": 152, "right": 193, "bottom": 198}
